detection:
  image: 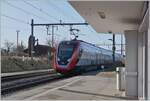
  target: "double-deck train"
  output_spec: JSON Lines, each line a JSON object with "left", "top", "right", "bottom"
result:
{"left": 53, "top": 39, "right": 124, "bottom": 74}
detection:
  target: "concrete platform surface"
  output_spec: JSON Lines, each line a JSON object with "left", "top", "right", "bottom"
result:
{"left": 2, "top": 70, "right": 132, "bottom": 100}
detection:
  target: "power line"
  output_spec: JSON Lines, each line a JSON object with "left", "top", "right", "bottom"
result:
{"left": 50, "top": 1, "right": 95, "bottom": 41}
{"left": 47, "top": 1, "right": 74, "bottom": 22}
{"left": 48, "top": 1, "right": 66, "bottom": 18}
{"left": 65, "top": 1, "right": 80, "bottom": 21}
{"left": 2, "top": 0, "right": 48, "bottom": 21}
{"left": 2, "top": 15, "right": 48, "bottom": 33}
{"left": 1, "top": 14, "right": 30, "bottom": 25}
{"left": 1, "top": 25, "right": 29, "bottom": 31}
{"left": 22, "top": 0, "right": 58, "bottom": 21}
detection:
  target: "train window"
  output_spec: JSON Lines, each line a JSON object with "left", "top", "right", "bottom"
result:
{"left": 58, "top": 44, "right": 74, "bottom": 58}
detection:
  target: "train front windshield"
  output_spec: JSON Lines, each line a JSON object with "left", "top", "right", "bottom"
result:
{"left": 57, "top": 42, "right": 76, "bottom": 65}
{"left": 58, "top": 45, "right": 74, "bottom": 58}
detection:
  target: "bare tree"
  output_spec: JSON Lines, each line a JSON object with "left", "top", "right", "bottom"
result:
{"left": 4, "top": 40, "right": 14, "bottom": 54}
{"left": 17, "top": 41, "right": 26, "bottom": 52}
{"left": 11, "top": 41, "right": 26, "bottom": 56}
{"left": 45, "top": 38, "right": 52, "bottom": 47}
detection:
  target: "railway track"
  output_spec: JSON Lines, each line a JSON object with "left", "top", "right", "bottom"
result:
{"left": 1, "top": 69, "right": 63, "bottom": 95}
{"left": 1, "top": 68, "right": 102, "bottom": 96}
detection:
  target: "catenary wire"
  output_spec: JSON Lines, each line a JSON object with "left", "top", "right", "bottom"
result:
{"left": 22, "top": 0, "right": 59, "bottom": 21}
{"left": 2, "top": 0, "right": 49, "bottom": 22}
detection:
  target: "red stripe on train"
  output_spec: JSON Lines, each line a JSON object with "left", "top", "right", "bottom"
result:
{"left": 53, "top": 42, "right": 80, "bottom": 73}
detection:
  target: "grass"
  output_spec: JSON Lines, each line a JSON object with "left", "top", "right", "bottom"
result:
{"left": 1, "top": 56, "right": 51, "bottom": 73}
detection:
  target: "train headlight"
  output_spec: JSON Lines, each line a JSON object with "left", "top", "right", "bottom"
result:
{"left": 67, "top": 59, "right": 71, "bottom": 62}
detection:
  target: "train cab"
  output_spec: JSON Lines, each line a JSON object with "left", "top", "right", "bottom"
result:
{"left": 54, "top": 40, "right": 80, "bottom": 73}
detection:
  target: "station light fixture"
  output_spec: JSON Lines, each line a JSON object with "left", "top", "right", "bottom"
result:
{"left": 98, "top": 11, "right": 106, "bottom": 19}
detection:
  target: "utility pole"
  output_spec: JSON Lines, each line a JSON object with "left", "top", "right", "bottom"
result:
{"left": 31, "top": 19, "right": 34, "bottom": 60}
{"left": 16, "top": 30, "right": 20, "bottom": 56}
{"left": 52, "top": 25, "right": 55, "bottom": 48}
{"left": 108, "top": 33, "right": 116, "bottom": 67}
{"left": 112, "top": 34, "right": 116, "bottom": 66}
{"left": 121, "top": 34, "right": 123, "bottom": 55}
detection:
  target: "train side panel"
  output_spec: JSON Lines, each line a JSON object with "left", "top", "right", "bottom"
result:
{"left": 76, "top": 41, "right": 123, "bottom": 71}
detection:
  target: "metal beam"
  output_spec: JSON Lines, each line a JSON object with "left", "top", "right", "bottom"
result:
{"left": 33, "top": 23, "right": 88, "bottom": 26}
{"left": 112, "top": 34, "right": 116, "bottom": 64}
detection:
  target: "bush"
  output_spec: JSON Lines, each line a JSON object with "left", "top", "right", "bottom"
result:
{"left": 1, "top": 56, "right": 51, "bottom": 73}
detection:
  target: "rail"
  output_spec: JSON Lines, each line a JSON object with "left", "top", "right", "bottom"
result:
{"left": 1, "top": 69, "right": 63, "bottom": 95}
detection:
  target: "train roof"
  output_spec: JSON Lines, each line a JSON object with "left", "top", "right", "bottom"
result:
{"left": 60, "top": 39, "right": 122, "bottom": 56}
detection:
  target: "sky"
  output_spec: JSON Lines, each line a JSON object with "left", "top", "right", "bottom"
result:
{"left": 1, "top": 0, "right": 125, "bottom": 54}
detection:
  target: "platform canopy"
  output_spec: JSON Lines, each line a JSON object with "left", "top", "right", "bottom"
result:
{"left": 69, "top": 1, "right": 145, "bottom": 33}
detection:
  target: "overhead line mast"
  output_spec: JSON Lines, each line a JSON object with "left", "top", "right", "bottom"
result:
{"left": 30, "top": 19, "right": 88, "bottom": 59}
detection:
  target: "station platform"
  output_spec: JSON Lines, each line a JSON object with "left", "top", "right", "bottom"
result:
{"left": 2, "top": 70, "right": 135, "bottom": 100}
